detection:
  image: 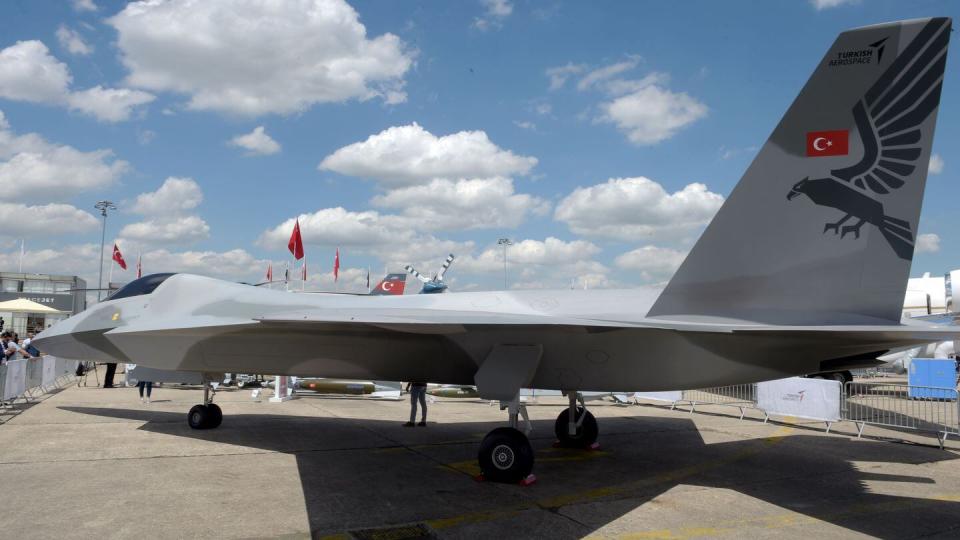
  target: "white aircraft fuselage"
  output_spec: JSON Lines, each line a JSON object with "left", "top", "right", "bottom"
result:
{"left": 36, "top": 274, "right": 957, "bottom": 393}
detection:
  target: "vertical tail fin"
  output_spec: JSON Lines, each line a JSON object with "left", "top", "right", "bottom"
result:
{"left": 649, "top": 18, "right": 951, "bottom": 325}
{"left": 368, "top": 273, "right": 407, "bottom": 296}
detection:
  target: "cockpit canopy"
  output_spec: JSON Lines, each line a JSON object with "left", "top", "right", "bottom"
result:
{"left": 107, "top": 273, "right": 177, "bottom": 300}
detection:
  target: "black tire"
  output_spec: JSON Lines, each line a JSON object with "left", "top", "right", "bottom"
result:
{"left": 206, "top": 403, "right": 223, "bottom": 428}
{"left": 478, "top": 427, "right": 534, "bottom": 483}
{"left": 554, "top": 407, "right": 599, "bottom": 448}
{"left": 188, "top": 404, "right": 210, "bottom": 429}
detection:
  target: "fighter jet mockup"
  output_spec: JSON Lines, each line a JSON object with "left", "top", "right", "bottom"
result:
{"left": 35, "top": 18, "right": 958, "bottom": 483}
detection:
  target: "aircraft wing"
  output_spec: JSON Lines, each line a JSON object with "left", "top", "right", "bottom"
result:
{"left": 254, "top": 309, "right": 641, "bottom": 334}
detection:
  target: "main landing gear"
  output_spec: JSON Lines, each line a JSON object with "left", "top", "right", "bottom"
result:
{"left": 188, "top": 381, "right": 222, "bottom": 430}
{"left": 476, "top": 391, "right": 600, "bottom": 483}
{"left": 554, "top": 392, "right": 598, "bottom": 449}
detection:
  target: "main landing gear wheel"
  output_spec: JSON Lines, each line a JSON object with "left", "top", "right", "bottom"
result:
{"left": 187, "top": 404, "right": 223, "bottom": 429}
{"left": 478, "top": 427, "right": 534, "bottom": 483}
{"left": 554, "top": 407, "right": 598, "bottom": 448}
{"left": 188, "top": 382, "right": 223, "bottom": 430}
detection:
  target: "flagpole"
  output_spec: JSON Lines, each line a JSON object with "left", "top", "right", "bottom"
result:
{"left": 301, "top": 256, "right": 306, "bottom": 292}
{"left": 108, "top": 257, "right": 113, "bottom": 287}
{"left": 18, "top": 239, "right": 24, "bottom": 272}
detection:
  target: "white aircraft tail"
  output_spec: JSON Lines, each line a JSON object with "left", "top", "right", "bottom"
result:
{"left": 649, "top": 17, "right": 951, "bottom": 325}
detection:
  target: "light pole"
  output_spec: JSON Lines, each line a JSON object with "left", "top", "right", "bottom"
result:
{"left": 94, "top": 200, "right": 116, "bottom": 301}
{"left": 497, "top": 237, "right": 512, "bottom": 290}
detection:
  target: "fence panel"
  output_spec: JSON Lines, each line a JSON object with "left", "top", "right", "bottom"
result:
{"left": 842, "top": 381, "right": 960, "bottom": 448}
{"left": 673, "top": 384, "right": 759, "bottom": 419}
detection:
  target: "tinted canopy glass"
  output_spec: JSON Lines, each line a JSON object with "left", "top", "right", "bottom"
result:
{"left": 107, "top": 273, "right": 177, "bottom": 300}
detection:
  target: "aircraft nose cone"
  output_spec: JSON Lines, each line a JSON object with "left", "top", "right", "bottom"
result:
{"left": 33, "top": 307, "right": 130, "bottom": 363}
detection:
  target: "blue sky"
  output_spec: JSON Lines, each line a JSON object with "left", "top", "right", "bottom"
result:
{"left": 0, "top": 0, "right": 957, "bottom": 293}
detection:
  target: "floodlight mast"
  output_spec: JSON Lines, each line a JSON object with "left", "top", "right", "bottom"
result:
{"left": 497, "top": 238, "right": 512, "bottom": 290}
{"left": 94, "top": 200, "right": 117, "bottom": 301}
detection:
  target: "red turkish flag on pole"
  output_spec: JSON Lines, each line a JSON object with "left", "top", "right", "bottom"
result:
{"left": 112, "top": 244, "right": 127, "bottom": 270}
{"left": 266, "top": 262, "right": 273, "bottom": 282}
{"left": 333, "top": 248, "right": 340, "bottom": 282}
{"left": 136, "top": 253, "right": 142, "bottom": 278}
{"left": 288, "top": 219, "right": 304, "bottom": 260}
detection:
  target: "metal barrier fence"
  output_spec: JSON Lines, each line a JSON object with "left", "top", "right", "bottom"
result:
{"left": 670, "top": 384, "right": 762, "bottom": 420}
{"left": 1, "top": 356, "right": 78, "bottom": 410}
{"left": 639, "top": 378, "right": 960, "bottom": 449}
{"left": 842, "top": 381, "right": 960, "bottom": 449}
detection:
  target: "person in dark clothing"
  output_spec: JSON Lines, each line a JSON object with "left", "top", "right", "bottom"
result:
{"left": 137, "top": 380, "right": 153, "bottom": 403}
{"left": 103, "top": 362, "right": 117, "bottom": 388}
{"left": 404, "top": 381, "right": 428, "bottom": 426}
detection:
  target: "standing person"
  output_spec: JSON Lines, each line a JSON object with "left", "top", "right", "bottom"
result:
{"left": 137, "top": 379, "right": 153, "bottom": 403}
{"left": 404, "top": 381, "right": 428, "bottom": 427}
{"left": 103, "top": 362, "right": 117, "bottom": 388}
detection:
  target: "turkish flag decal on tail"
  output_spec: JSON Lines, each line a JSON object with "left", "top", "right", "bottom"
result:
{"left": 806, "top": 130, "right": 849, "bottom": 157}
{"left": 112, "top": 244, "right": 127, "bottom": 270}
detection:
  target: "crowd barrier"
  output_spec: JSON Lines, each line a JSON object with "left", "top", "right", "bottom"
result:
{"left": 670, "top": 384, "right": 760, "bottom": 420}
{"left": 635, "top": 377, "right": 960, "bottom": 449}
{"left": 842, "top": 381, "right": 959, "bottom": 449}
{"left": 0, "top": 356, "right": 79, "bottom": 408}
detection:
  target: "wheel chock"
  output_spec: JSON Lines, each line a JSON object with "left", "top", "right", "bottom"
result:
{"left": 472, "top": 473, "right": 537, "bottom": 486}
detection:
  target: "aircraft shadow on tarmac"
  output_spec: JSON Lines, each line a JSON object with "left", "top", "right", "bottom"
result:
{"left": 60, "top": 405, "right": 960, "bottom": 538}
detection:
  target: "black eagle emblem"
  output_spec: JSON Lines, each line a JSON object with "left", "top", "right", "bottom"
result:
{"left": 787, "top": 18, "right": 950, "bottom": 260}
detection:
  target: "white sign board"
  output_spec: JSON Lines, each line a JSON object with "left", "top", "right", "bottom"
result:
{"left": 3, "top": 359, "right": 26, "bottom": 400}
{"left": 633, "top": 391, "right": 683, "bottom": 403}
{"left": 756, "top": 377, "right": 841, "bottom": 422}
{"left": 41, "top": 357, "right": 56, "bottom": 387}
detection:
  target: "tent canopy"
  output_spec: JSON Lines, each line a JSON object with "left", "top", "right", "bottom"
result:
{"left": 0, "top": 298, "right": 67, "bottom": 314}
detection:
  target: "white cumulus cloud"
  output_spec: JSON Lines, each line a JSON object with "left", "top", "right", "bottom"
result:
{"left": 598, "top": 83, "right": 707, "bottom": 145}
{"left": 0, "top": 110, "right": 128, "bottom": 201}
{"left": 473, "top": 0, "right": 513, "bottom": 31}
{"left": 108, "top": 0, "right": 414, "bottom": 116}
{"left": 229, "top": 126, "right": 281, "bottom": 156}
{"left": 0, "top": 40, "right": 153, "bottom": 122}
{"left": 915, "top": 233, "right": 940, "bottom": 254}
{"left": 66, "top": 86, "right": 155, "bottom": 122}
{"left": 119, "top": 216, "right": 211, "bottom": 245}
{"left": 319, "top": 123, "right": 537, "bottom": 187}
{"left": 56, "top": 25, "right": 93, "bottom": 56}
{"left": 555, "top": 177, "right": 724, "bottom": 241}
{"left": 0, "top": 202, "right": 99, "bottom": 237}
{"left": 131, "top": 177, "right": 203, "bottom": 215}
{"left": 0, "top": 40, "right": 71, "bottom": 103}
{"left": 371, "top": 177, "right": 548, "bottom": 231}
{"left": 614, "top": 246, "right": 687, "bottom": 282}
{"left": 122, "top": 177, "right": 209, "bottom": 246}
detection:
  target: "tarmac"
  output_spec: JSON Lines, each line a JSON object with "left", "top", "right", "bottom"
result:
{"left": 3, "top": 370, "right": 960, "bottom": 539}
